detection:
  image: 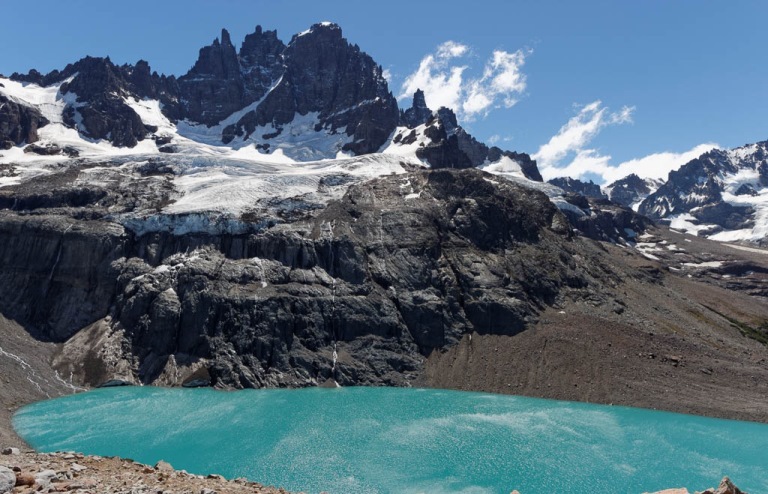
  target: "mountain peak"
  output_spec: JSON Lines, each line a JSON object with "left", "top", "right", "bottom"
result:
{"left": 400, "top": 89, "right": 432, "bottom": 128}
{"left": 220, "top": 28, "right": 233, "bottom": 47}
{"left": 291, "top": 22, "right": 343, "bottom": 44}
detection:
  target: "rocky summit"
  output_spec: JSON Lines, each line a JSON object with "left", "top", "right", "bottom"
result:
{"left": 0, "top": 21, "right": 768, "bottom": 456}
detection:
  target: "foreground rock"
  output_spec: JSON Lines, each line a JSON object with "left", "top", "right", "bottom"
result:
{"left": 645, "top": 476, "right": 747, "bottom": 494}
{"left": 0, "top": 452, "right": 749, "bottom": 494}
{"left": 0, "top": 451, "right": 294, "bottom": 494}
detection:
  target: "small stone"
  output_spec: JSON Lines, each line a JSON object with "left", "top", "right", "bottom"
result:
{"left": 645, "top": 489, "right": 690, "bottom": 494}
{"left": 69, "top": 479, "right": 96, "bottom": 489}
{"left": 70, "top": 463, "right": 87, "bottom": 472}
{"left": 34, "top": 469, "right": 59, "bottom": 489}
{"left": 206, "top": 474, "right": 225, "bottom": 481}
{"left": 15, "top": 473, "right": 35, "bottom": 487}
{"left": 154, "top": 461, "right": 174, "bottom": 472}
{"left": 1, "top": 447, "right": 20, "bottom": 455}
{"left": 52, "top": 482, "right": 72, "bottom": 492}
{"left": 0, "top": 466, "right": 15, "bottom": 493}
{"left": 201, "top": 489, "right": 217, "bottom": 494}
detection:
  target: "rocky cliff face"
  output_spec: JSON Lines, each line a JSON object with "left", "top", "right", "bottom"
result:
{"left": 0, "top": 95, "right": 48, "bottom": 150}
{"left": 0, "top": 164, "right": 628, "bottom": 389}
{"left": 393, "top": 93, "right": 542, "bottom": 181}
{"left": 178, "top": 27, "right": 285, "bottom": 126}
{"left": 604, "top": 173, "right": 662, "bottom": 209}
{"left": 548, "top": 177, "right": 607, "bottom": 200}
{"left": 222, "top": 23, "right": 399, "bottom": 155}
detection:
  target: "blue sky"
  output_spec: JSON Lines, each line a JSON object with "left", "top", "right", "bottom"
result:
{"left": 1, "top": 0, "right": 766, "bottom": 183}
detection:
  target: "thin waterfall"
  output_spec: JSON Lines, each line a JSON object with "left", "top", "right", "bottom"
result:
{"left": 323, "top": 220, "right": 338, "bottom": 376}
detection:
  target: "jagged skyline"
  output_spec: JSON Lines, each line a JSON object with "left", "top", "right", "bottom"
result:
{"left": 2, "top": 1, "right": 767, "bottom": 182}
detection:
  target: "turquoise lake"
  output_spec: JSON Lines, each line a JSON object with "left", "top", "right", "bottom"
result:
{"left": 12, "top": 387, "right": 768, "bottom": 494}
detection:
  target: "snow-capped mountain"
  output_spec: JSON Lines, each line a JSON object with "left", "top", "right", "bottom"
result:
{"left": 0, "top": 22, "right": 543, "bottom": 177}
{"left": 0, "top": 22, "right": 552, "bottom": 239}
{"left": 639, "top": 141, "right": 768, "bottom": 245}
{"left": 1, "top": 23, "right": 397, "bottom": 158}
{"left": 603, "top": 174, "right": 663, "bottom": 210}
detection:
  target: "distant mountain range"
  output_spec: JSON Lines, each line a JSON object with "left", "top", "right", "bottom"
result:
{"left": 1, "top": 21, "right": 766, "bottom": 245}
{"left": 548, "top": 141, "right": 768, "bottom": 246}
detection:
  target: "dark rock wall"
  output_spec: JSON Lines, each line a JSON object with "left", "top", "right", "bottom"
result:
{"left": 0, "top": 95, "right": 49, "bottom": 149}
{"left": 549, "top": 177, "right": 607, "bottom": 200}
{"left": 0, "top": 169, "right": 599, "bottom": 388}
{"left": 0, "top": 216, "right": 128, "bottom": 341}
{"left": 605, "top": 173, "right": 656, "bottom": 207}
{"left": 224, "top": 23, "right": 399, "bottom": 154}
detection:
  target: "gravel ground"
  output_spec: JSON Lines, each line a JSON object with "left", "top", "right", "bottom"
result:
{"left": 421, "top": 232, "right": 768, "bottom": 423}
{"left": 0, "top": 450, "right": 294, "bottom": 493}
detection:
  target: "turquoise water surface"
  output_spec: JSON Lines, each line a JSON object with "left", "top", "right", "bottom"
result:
{"left": 12, "top": 387, "right": 768, "bottom": 493}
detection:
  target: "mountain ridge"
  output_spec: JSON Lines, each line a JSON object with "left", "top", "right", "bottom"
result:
{"left": 1, "top": 22, "right": 540, "bottom": 179}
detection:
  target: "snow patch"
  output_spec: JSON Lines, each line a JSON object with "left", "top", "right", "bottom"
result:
{"left": 479, "top": 156, "right": 524, "bottom": 178}
{"left": 682, "top": 261, "right": 724, "bottom": 268}
{"left": 667, "top": 214, "right": 719, "bottom": 236}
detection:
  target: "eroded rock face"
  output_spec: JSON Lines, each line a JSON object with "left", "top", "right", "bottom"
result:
{"left": 400, "top": 89, "right": 432, "bottom": 128}
{"left": 56, "top": 57, "right": 157, "bottom": 147}
{"left": 0, "top": 95, "right": 48, "bottom": 149}
{"left": 177, "top": 28, "right": 286, "bottom": 126}
{"left": 0, "top": 168, "right": 609, "bottom": 389}
{"left": 605, "top": 173, "right": 661, "bottom": 208}
{"left": 549, "top": 177, "right": 607, "bottom": 200}
{"left": 0, "top": 216, "right": 128, "bottom": 341}
{"left": 400, "top": 102, "right": 542, "bottom": 181}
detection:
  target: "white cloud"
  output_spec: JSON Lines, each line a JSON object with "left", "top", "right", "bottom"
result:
{"left": 533, "top": 101, "right": 634, "bottom": 177}
{"left": 399, "top": 41, "right": 530, "bottom": 120}
{"left": 381, "top": 68, "right": 392, "bottom": 83}
{"left": 487, "top": 134, "right": 514, "bottom": 146}
{"left": 535, "top": 101, "right": 717, "bottom": 184}
{"left": 437, "top": 41, "right": 469, "bottom": 59}
{"left": 546, "top": 143, "right": 719, "bottom": 184}
{"left": 601, "top": 143, "right": 719, "bottom": 183}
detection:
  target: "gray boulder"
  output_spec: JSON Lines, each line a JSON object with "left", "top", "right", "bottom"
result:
{"left": 0, "top": 466, "right": 14, "bottom": 494}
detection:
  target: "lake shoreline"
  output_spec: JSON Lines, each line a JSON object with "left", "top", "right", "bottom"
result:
{"left": 0, "top": 450, "right": 747, "bottom": 494}
{"left": 10, "top": 386, "right": 768, "bottom": 493}
{"left": 0, "top": 450, "right": 295, "bottom": 493}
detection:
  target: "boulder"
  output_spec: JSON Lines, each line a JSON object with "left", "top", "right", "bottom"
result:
{"left": 14, "top": 473, "right": 34, "bottom": 487}
{"left": 155, "top": 460, "right": 174, "bottom": 472}
{"left": 34, "top": 469, "right": 58, "bottom": 489}
{"left": 0, "top": 466, "right": 14, "bottom": 494}
{"left": 696, "top": 477, "right": 747, "bottom": 494}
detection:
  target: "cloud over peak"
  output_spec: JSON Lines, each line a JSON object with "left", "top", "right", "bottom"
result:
{"left": 399, "top": 41, "right": 530, "bottom": 120}
{"left": 533, "top": 101, "right": 717, "bottom": 184}
{"left": 533, "top": 100, "right": 635, "bottom": 176}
